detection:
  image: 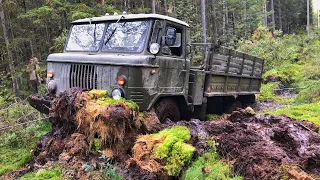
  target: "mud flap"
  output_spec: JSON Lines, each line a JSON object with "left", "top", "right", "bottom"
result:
{"left": 28, "top": 95, "right": 52, "bottom": 114}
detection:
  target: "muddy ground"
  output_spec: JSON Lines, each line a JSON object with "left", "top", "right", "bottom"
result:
{"left": 4, "top": 88, "right": 320, "bottom": 180}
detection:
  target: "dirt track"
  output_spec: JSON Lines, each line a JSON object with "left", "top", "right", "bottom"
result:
{"left": 4, "top": 89, "right": 320, "bottom": 179}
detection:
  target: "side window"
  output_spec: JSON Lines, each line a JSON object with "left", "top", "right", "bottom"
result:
{"left": 162, "top": 26, "right": 183, "bottom": 57}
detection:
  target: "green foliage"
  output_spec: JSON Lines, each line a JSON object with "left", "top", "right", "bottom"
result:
{"left": 267, "top": 103, "right": 320, "bottom": 129}
{"left": 0, "top": 78, "right": 14, "bottom": 106}
{"left": 1, "top": 120, "right": 51, "bottom": 148}
{"left": 50, "top": 31, "right": 68, "bottom": 53}
{"left": 257, "top": 83, "right": 278, "bottom": 101}
{"left": 184, "top": 150, "right": 242, "bottom": 180}
{"left": 82, "top": 153, "right": 121, "bottom": 180}
{"left": 238, "top": 30, "right": 320, "bottom": 72}
{"left": 0, "top": 121, "right": 51, "bottom": 175}
{"left": 263, "top": 64, "right": 304, "bottom": 86}
{"left": 0, "top": 101, "right": 43, "bottom": 124}
{"left": 0, "top": 147, "right": 33, "bottom": 176}
{"left": 205, "top": 114, "right": 219, "bottom": 121}
{"left": 274, "top": 97, "right": 294, "bottom": 105}
{"left": 151, "top": 126, "right": 195, "bottom": 176}
{"left": 20, "top": 166, "right": 62, "bottom": 180}
{"left": 294, "top": 80, "right": 320, "bottom": 104}
{"left": 89, "top": 138, "right": 101, "bottom": 154}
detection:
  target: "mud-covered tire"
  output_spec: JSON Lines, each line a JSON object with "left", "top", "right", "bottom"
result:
{"left": 225, "top": 100, "right": 242, "bottom": 114}
{"left": 155, "top": 98, "right": 180, "bottom": 123}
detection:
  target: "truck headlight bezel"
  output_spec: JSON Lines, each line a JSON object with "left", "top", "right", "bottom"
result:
{"left": 149, "top": 43, "right": 160, "bottom": 55}
{"left": 47, "top": 79, "right": 57, "bottom": 94}
{"left": 112, "top": 88, "right": 123, "bottom": 100}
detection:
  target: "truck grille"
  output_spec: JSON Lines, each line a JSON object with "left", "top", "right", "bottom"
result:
{"left": 70, "top": 64, "right": 97, "bottom": 90}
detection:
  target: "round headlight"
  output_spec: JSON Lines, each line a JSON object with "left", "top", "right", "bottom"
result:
{"left": 47, "top": 80, "right": 57, "bottom": 93}
{"left": 112, "top": 89, "right": 122, "bottom": 100}
{"left": 149, "top": 43, "right": 160, "bottom": 55}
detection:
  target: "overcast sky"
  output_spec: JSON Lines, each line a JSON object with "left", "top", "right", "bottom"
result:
{"left": 314, "top": 0, "right": 320, "bottom": 10}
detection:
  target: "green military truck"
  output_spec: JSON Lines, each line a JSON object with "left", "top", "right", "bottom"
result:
{"left": 29, "top": 13, "right": 264, "bottom": 122}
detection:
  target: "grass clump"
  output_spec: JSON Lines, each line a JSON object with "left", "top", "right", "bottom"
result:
{"left": 205, "top": 114, "right": 219, "bottom": 121}
{"left": 88, "top": 89, "right": 138, "bottom": 111}
{"left": 269, "top": 103, "right": 320, "bottom": 127}
{"left": 96, "top": 97, "right": 138, "bottom": 111}
{"left": 257, "top": 83, "right": 278, "bottom": 101}
{"left": 151, "top": 126, "right": 196, "bottom": 176}
{"left": 184, "top": 150, "right": 242, "bottom": 180}
{"left": 20, "top": 166, "right": 62, "bottom": 180}
{"left": 0, "top": 147, "right": 33, "bottom": 176}
{"left": 0, "top": 121, "right": 51, "bottom": 176}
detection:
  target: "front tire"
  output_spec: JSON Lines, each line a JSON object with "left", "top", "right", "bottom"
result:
{"left": 155, "top": 98, "right": 180, "bottom": 123}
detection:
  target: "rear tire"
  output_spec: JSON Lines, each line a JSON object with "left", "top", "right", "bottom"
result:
{"left": 155, "top": 98, "right": 180, "bottom": 123}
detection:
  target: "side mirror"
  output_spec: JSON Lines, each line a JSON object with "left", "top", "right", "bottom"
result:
{"left": 165, "top": 27, "right": 177, "bottom": 46}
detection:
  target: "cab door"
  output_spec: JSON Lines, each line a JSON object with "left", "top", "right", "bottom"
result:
{"left": 158, "top": 22, "right": 187, "bottom": 94}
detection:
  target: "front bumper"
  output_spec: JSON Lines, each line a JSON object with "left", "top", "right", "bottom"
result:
{"left": 28, "top": 95, "right": 52, "bottom": 114}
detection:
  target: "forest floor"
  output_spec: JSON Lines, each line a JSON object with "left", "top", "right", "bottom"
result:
{"left": 1, "top": 89, "right": 320, "bottom": 180}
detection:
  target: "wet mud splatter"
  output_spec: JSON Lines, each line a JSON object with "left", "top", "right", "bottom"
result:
{"left": 6, "top": 88, "right": 320, "bottom": 179}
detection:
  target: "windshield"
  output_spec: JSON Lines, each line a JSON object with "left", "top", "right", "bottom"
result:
{"left": 66, "top": 23, "right": 105, "bottom": 51}
{"left": 102, "top": 21, "right": 150, "bottom": 53}
{"left": 65, "top": 20, "right": 150, "bottom": 53}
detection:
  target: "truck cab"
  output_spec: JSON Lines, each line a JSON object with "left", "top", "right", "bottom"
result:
{"left": 33, "top": 13, "right": 263, "bottom": 122}
{"left": 45, "top": 14, "right": 191, "bottom": 121}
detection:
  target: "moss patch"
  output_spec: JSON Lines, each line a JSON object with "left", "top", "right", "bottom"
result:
{"left": 0, "top": 121, "right": 51, "bottom": 176}
{"left": 0, "top": 147, "right": 33, "bottom": 176}
{"left": 128, "top": 126, "right": 196, "bottom": 177}
{"left": 88, "top": 89, "right": 108, "bottom": 99}
{"left": 152, "top": 126, "right": 195, "bottom": 176}
{"left": 96, "top": 97, "right": 138, "bottom": 111}
{"left": 184, "top": 150, "right": 242, "bottom": 180}
{"left": 20, "top": 166, "right": 62, "bottom": 180}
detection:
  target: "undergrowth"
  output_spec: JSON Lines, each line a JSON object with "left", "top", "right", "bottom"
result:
{"left": 20, "top": 165, "right": 62, "bottom": 180}
{"left": 0, "top": 120, "right": 51, "bottom": 176}
{"left": 82, "top": 152, "right": 121, "bottom": 180}
{"left": 184, "top": 150, "right": 242, "bottom": 180}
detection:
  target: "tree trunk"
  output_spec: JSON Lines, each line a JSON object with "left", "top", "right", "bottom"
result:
{"left": 212, "top": 0, "right": 218, "bottom": 45}
{"left": 163, "top": 0, "right": 168, "bottom": 15}
{"left": 152, "top": 0, "right": 156, "bottom": 13}
{"left": 225, "top": 2, "right": 229, "bottom": 38}
{"left": 278, "top": 0, "right": 282, "bottom": 31}
{"left": 271, "top": 0, "right": 275, "bottom": 33}
{"left": 200, "top": 0, "right": 206, "bottom": 64}
{"left": 264, "top": 1, "right": 267, "bottom": 26}
{"left": 172, "top": 0, "right": 176, "bottom": 14}
{"left": 0, "top": 0, "right": 19, "bottom": 96}
{"left": 307, "top": 0, "right": 310, "bottom": 37}
{"left": 222, "top": 0, "right": 226, "bottom": 36}
{"left": 243, "top": 0, "right": 247, "bottom": 37}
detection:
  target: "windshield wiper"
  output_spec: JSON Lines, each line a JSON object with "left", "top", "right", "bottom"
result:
{"left": 104, "top": 15, "right": 125, "bottom": 45}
